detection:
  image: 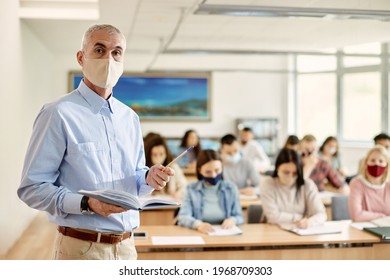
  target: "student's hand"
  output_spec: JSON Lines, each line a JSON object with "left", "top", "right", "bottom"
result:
{"left": 88, "top": 197, "right": 128, "bottom": 217}
{"left": 197, "top": 222, "right": 214, "bottom": 234}
{"left": 146, "top": 165, "right": 175, "bottom": 191}
{"left": 295, "top": 217, "right": 309, "bottom": 229}
{"left": 239, "top": 187, "right": 256, "bottom": 196}
{"left": 221, "top": 218, "right": 236, "bottom": 229}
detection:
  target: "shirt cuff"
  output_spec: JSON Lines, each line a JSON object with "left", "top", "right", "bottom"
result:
{"left": 63, "top": 192, "right": 84, "bottom": 214}
{"left": 192, "top": 220, "right": 202, "bottom": 229}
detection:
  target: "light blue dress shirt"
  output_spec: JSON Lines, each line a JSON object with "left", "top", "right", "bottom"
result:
{"left": 18, "top": 80, "right": 154, "bottom": 232}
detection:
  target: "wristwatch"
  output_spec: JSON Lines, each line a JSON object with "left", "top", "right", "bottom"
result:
{"left": 80, "top": 195, "right": 94, "bottom": 214}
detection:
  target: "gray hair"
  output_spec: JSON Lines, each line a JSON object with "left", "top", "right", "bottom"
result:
{"left": 81, "top": 24, "right": 125, "bottom": 50}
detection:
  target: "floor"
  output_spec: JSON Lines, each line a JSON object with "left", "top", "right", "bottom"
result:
{"left": 4, "top": 212, "right": 56, "bottom": 260}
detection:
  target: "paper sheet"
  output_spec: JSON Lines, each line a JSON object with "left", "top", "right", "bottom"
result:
{"left": 151, "top": 236, "right": 205, "bottom": 245}
{"left": 208, "top": 226, "right": 243, "bottom": 236}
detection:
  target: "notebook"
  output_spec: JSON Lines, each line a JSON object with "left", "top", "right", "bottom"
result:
{"left": 363, "top": 227, "right": 390, "bottom": 240}
{"left": 279, "top": 223, "right": 342, "bottom": 236}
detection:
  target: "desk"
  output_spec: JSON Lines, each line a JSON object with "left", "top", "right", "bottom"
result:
{"left": 140, "top": 197, "right": 262, "bottom": 225}
{"left": 140, "top": 196, "right": 332, "bottom": 225}
{"left": 135, "top": 221, "right": 390, "bottom": 260}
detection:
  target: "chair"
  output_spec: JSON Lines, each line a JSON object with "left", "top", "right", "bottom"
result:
{"left": 331, "top": 195, "right": 350, "bottom": 221}
{"left": 247, "top": 204, "right": 263, "bottom": 223}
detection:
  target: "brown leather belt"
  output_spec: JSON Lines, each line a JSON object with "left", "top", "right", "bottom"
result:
{"left": 57, "top": 226, "right": 132, "bottom": 244}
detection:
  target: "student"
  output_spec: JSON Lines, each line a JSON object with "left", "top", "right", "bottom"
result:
{"left": 220, "top": 134, "right": 260, "bottom": 196}
{"left": 374, "top": 133, "right": 390, "bottom": 150}
{"left": 144, "top": 135, "right": 187, "bottom": 199}
{"left": 319, "top": 136, "right": 347, "bottom": 177}
{"left": 239, "top": 127, "right": 272, "bottom": 174}
{"left": 177, "top": 149, "right": 244, "bottom": 233}
{"left": 354, "top": 132, "right": 390, "bottom": 179}
{"left": 175, "top": 129, "right": 202, "bottom": 172}
{"left": 349, "top": 145, "right": 390, "bottom": 222}
{"left": 260, "top": 148, "right": 327, "bottom": 228}
{"left": 299, "top": 134, "right": 346, "bottom": 192}
{"left": 283, "top": 135, "right": 300, "bottom": 151}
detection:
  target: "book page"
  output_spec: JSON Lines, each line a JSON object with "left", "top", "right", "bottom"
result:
{"left": 350, "top": 222, "right": 377, "bottom": 230}
{"left": 208, "top": 226, "right": 243, "bottom": 236}
{"left": 371, "top": 216, "right": 390, "bottom": 227}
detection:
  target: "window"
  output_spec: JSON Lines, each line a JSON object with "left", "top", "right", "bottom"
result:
{"left": 342, "top": 72, "right": 381, "bottom": 141}
{"left": 296, "top": 73, "right": 337, "bottom": 141}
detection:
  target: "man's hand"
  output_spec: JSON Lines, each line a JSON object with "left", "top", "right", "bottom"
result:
{"left": 88, "top": 197, "right": 127, "bottom": 217}
{"left": 146, "top": 165, "right": 175, "bottom": 191}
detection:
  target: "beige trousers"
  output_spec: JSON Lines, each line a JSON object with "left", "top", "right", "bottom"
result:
{"left": 53, "top": 232, "right": 138, "bottom": 260}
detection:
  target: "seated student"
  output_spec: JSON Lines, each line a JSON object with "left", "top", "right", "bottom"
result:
{"left": 319, "top": 136, "right": 348, "bottom": 177}
{"left": 144, "top": 135, "right": 187, "bottom": 199}
{"left": 220, "top": 134, "right": 260, "bottom": 196}
{"left": 374, "top": 132, "right": 390, "bottom": 150}
{"left": 299, "top": 134, "right": 346, "bottom": 193}
{"left": 349, "top": 145, "right": 390, "bottom": 222}
{"left": 260, "top": 148, "right": 327, "bottom": 228}
{"left": 283, "top": 135, "right": 300, "bottom": 151}
{"left": 239, "top": 127, "right": 272, "bottom": 174}
{"left": 352, "top": 133, "right": 390, "bottom": 182}
{"left": 177, "top": 149, "right": 244, "bottom": 234}
{"left": 174, "top": 129, "right": 202, "bottom": 173}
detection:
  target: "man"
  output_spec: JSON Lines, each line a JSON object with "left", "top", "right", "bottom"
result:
{"left": 220, "top": 134, "right": 260, "bottom": 196}
{"left": 239, "top": 127, "right": 272, "bottom": 174}
{"left": 374, "top": 133, "right": 390, "bottom": 150}
{"left": 17, "top": 24, "right": 174, "bottom": 260}
{"left": 299, "top": 134, "right": 346, "bottom": 193}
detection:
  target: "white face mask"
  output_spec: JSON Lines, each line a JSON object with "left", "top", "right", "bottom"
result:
{"left": 82, "top": 55, "right": 123, "bottom": 89}
{"left": 224, "top": 152, "right": 241, "bottom": 165}
{"left": 278, "top": 173, "right": 297, "bottom": 187}
{"left": 326, "top": 147, "right": 337, "bottom": 155}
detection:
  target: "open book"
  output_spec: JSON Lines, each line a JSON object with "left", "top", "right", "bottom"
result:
{"left": 279, "top": 222, "right": 342, "bottom": 236}
{"left": 351, "top": 216, "right": 390, "bottom": 230}
{"left": 79, "top": 189, "right": 180, "bottom": 211}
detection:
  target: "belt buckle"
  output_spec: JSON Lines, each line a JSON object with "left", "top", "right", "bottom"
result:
{"left": 110, "top": 233, "right": 124, "bottom": 243}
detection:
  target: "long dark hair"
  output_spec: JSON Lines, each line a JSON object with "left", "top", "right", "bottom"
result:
{"left": 196, "top": 149, "right": 222, "bottom": 180}
{"left": 272, "top": 148, "right": 305, "bottom": 199}
{"left": 144, "top": 135, "right": 173, "bottom": 167}
{"left": 180, "top": 129, "right": 202, "bottom": 157}
{"left": 319, "top": 136, "right": 338, "bottom": 157}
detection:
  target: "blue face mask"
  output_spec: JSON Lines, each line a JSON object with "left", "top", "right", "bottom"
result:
{"left": 202, "top": 173, "right": 223, "bottom": 185}
{"left": 226, "top": 152, "right": 241, "bottom": 164}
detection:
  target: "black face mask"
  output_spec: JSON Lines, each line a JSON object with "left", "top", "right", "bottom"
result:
{"left": 202, "top": 173, "right": 223, "bottom": 185}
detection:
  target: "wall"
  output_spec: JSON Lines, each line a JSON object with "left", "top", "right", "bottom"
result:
{"left": 0, "top": 2, "right": 54, "bottom": 256}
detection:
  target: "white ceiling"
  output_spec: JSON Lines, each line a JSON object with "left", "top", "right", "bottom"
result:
{"left": 19, "top": 0, "right": 390, "bottom": 71}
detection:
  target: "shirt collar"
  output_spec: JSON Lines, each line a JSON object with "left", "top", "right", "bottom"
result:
{"left": 77, "top": 80, "right": 114, "bottom": 114}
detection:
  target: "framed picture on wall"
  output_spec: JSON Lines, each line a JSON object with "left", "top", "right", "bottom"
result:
{"left": 68, "top": 71, "right": 212, "bottom": 121}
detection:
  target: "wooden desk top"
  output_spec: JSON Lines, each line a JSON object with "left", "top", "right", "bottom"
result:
{"left": 135, "top": 221, "right": 380, "bottom": 249}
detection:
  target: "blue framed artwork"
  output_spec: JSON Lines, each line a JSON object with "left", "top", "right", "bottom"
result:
{"left": 69, "top": 72, "right": 211, "bottom": 121}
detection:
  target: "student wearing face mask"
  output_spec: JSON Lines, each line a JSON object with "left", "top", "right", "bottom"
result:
{"left": 177, "top": 149, "right": 244, "bottom": 234}
{"left": 260, "top": 148, "right": 327, "bottom": 228}
{"left": 17, "top": 24, "right": 175, "bottom": 260}
{"left": 299, "top": 134, "right": 346, "bottom": 193}
{"left": 144, "top": 135, "right": 187, "bottom": 199}
{"left": 319, "top": 136, "right": 348, "bottom": 177}
{"left": 220, "top": 134, "right": 260, "bottom": 196}
{"left": 349, "top": 145, "right": 390, "bottom": 222}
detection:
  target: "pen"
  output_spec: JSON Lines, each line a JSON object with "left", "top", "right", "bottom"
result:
{"left": 166, "top": 146, "right": 194, "bottom": 168}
